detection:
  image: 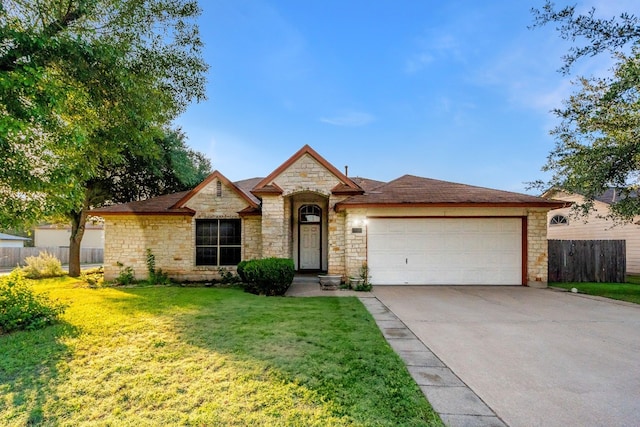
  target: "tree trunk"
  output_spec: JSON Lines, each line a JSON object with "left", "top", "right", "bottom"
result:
{"left": 68, "top": 200, "right": 90, "bottom": 277}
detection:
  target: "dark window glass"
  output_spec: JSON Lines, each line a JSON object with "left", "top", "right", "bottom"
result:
{"left": 196, "top": 247, "right": 217, "bottom": 265}
{"left": 219, "top": 220, "right": 241, "bottom": 245}
{"left": 219, "top": 247, "right": 241, "bottom": 266}
{"left": 196, "top": 221, "right": 217, "bottom": 246}
{"left": 196, "top": 219, "right": 241, "bottom": 266}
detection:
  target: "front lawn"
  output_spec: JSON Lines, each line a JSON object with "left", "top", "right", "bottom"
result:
{"left": 551, "top": 281, "right": 640, "bottom": 304}
{"left": 0, "top": 278, "right": 442, "bottom": 426}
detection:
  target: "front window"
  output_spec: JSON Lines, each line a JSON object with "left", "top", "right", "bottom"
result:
{"left": 196, "top": 219, "right": 241, "bottom": 266}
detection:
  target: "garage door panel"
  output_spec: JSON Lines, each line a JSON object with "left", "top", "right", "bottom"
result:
{"left": 368, "top": 218, "right": 522, "bottom": 285}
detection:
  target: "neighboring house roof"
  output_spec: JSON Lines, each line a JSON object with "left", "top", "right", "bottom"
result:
{"left": 90, "top": 191, "right": 194, "bottom": 216}
{"left": 336, "top": 175, "right": 566, "bottom": 209}
{"left": 0, "top": 232, "right": 30, "bottom": 241}
{"left": 542, "top": 188, "right": 637, "bottom": 205}
{"left": 594, "top": 188, "right": 638, "bottom": 204}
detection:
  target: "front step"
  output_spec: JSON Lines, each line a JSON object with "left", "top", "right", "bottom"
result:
{"left": 292, "top": 274, "right": 321, "bottom": 285}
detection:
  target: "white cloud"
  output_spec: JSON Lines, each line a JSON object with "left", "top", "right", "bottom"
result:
{"left": 319, "top": 111, "right": 375, "bottom": 127}
{"left": 405, "top": 53, "right": 434, "bottom": 74}
{"left": 404, "top": 32, "right": 464, "bottom": 74}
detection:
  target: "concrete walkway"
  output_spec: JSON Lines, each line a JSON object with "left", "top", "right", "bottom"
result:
{"left": 286, "top": 280, "right": 505, "bottom": 426}
{"left": 359, "top": 296, "right": 506, "bottom": 427}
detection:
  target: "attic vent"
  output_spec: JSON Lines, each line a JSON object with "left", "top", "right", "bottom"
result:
{"left": 216, "top": 181, "right": 222, "bottom": 197}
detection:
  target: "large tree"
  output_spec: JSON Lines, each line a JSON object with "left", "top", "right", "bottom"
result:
{"left": 0, "top": 0, "right": 208, "bottom": 275}
{"left": 531, "top": 2, "right": 640, "bottom": 222}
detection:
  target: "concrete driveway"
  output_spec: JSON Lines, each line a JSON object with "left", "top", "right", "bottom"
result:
{"left": 373, "top": 286, "right": 640, "bottom": 427}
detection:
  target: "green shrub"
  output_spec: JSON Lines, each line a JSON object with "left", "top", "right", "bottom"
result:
{"left": 146, "top": 249, "right": 172, "bottom": 285}
{"left": 240, "top": 258, "right": 295, "bottom": 296}
{"left": 354, "top": 262, "right": 372, "bottom": 292}
{"left": 236, "top": 260, "right": 249, "bottom": 282}
{"left": 217, "top": 267, "right": 240, "bottom": 284}
{"left": 81, "top": 266, "right": 104, "bottom": 288}
{"left": 0, "top": 271, "right": 67, "bottom": 334}
{"left": 114, "top": 262, "right": 135, "bottom": 286}
{"left": 22, "top": 251, "right": 65, "bottom": 279}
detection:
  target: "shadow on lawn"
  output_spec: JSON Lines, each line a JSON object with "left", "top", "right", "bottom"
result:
{"left": 109, "top": 286, "right": 438, "bottom": 425}
{"left": 0, "top": 322, "right": 78, "bottom": 424}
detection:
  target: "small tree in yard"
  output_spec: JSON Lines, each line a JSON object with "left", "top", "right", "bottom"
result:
{"left": 531, "top": 2, "right": 640, "bottom": 222}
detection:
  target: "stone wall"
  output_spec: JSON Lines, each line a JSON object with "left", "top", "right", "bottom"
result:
{"left": 103, "top": 176, "right": 262, "bottom": 282}
{"left": 344, "top": 208, "right": 367, "bottom": 279}
{"left": 260, "top": 195, "right": 287, "bottom": 258}
{"left": 103, "top": 215, "right": 193, "bottom": 281}
{"left": 185, "top": 177, "right": 249, "bottom": 217}
{"left": 242, "top": 216, "right": 262, "bottom": 260}
{"left": 274, "top": 154, "right": 341, "bottom": 196}
{"left": 327, "top": 195, "right": 348, "bottom": 277}
{"left": 527, "top": 209, "right": 549, "bottom": 287}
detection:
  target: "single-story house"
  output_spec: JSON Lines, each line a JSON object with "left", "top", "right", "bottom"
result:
{"left": 92, "top": 145, "right": 565, "bottom": 286}
{"left": 543, "top": 189, "right": 640, "bottom": 274}
{"left": 0, "top": 232, "right": 31, "bottom": 248}
{"left": 34, "top": 223, "right": 105, "bottom": 249}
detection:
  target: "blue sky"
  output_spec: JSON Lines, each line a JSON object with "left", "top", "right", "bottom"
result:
{"left": 175, "top": 0, "right": 640, "bottom": 194}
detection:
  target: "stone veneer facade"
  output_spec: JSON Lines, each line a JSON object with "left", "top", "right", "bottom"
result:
{"left": 526, "top": 209, "right": 549, "bottom": 286}
{"left": 102, "top": 151, "right": 553, "bottom": 287}
{"left": 103, "top": 176, "right": 262, "bottom": 281}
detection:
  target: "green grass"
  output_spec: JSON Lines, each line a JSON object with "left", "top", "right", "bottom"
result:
{"left": 0, "top": 278, "right": 442, "bottom": 426}
{"left": 551, "top": 281, "right": 640, "bottom": 304}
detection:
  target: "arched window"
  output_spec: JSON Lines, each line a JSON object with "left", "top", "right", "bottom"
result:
{"left": 550, "top": 215, "right": 569, "bottom": 226}
{"left": 299, "top": 205, "right": 321, "bottom": 223}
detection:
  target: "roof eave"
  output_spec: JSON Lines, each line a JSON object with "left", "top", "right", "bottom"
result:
{"left": 89, "top": 209, "right": 196, "bottom": 217}
{"left": 335, "top": 201, "right": 569, "bottom": 211}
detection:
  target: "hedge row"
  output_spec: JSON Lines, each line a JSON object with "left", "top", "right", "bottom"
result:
{"left": 237, "top": 258, "right": 294, "bottom": 296}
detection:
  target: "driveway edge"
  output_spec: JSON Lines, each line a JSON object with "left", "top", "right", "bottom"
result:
{"left": 359, "top": 297, "right": 508, "bottom": 427}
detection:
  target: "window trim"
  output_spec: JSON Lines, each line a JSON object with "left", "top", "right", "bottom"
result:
{"left": 195, "top": 218, "right": 241, "bottom": 266}
{"left": 549, "top": 214, "right": 569, "bottom": 226}
{"left": 299, "top": 204, "right": 321, "bottom": 224}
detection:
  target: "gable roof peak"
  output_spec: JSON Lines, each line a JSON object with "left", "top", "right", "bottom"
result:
{"left": 253, "top": 145, "right": 363, "bottom": 193}
{"left": 172, "top": 170, "right": 259, "bottom": 209}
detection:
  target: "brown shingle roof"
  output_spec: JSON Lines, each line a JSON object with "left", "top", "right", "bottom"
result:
{"left": 336, "top": 174, "right": 567, "bottom": 209}
{"left": 90, "top": 191, "right": 194, "bottom": 216}
{"left": 350, "top": 177, "right": 386, "bottom": 192}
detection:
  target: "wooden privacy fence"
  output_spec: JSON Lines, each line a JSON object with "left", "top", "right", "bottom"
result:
{"left": 548, "top": 240, "right": 626, "bottom": 283}
{"left": 0, "top": 247, "right": 103, "bottom": 268}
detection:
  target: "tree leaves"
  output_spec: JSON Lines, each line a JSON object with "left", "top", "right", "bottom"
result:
{"left": 1, "top": 0, "right": 209, "bottom": 274}
{"left": 532, "top": 2, "right": 640, "bottom": 222}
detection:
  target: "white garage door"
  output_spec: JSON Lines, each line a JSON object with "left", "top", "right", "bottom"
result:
{"left": 368, "top": 218, "right": 522, "bottom": 285}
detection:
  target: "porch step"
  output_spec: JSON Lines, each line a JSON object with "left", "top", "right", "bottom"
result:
{"left": 292, "top": 274, "right": 320, "bottom": 285}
